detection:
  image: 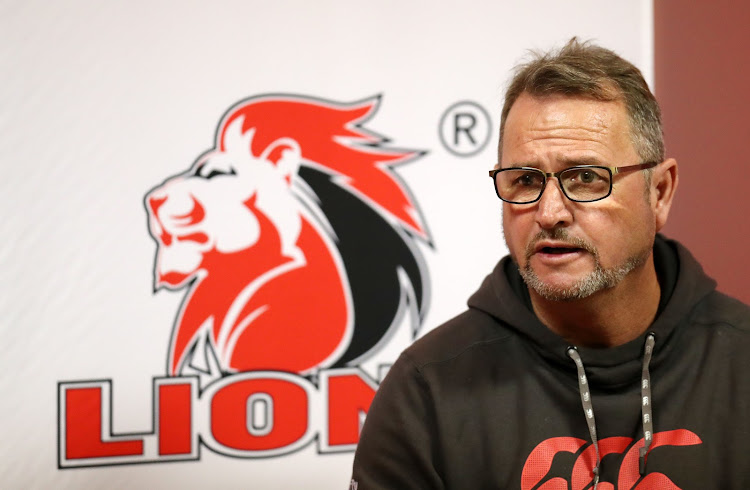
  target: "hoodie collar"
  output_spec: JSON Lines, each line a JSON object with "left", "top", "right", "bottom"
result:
{"left": 467, "top": 234, "right": 716, "bottom": 386}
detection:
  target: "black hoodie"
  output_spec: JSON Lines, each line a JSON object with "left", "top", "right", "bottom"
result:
{"left": 351, "top": 236, "right": 750, "bottom": 489}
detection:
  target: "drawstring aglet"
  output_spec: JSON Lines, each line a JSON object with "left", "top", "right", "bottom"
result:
{"left": 639, "top": 446, "right": 647, "bottom": 475}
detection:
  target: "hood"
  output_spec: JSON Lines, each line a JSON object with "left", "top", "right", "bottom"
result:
{"left": 466, "top": 234, "right": 717, "bottom": 387}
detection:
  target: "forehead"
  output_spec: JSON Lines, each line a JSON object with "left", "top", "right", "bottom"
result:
{"left": 501, "top": 93, "right": 636, "bottom": 166}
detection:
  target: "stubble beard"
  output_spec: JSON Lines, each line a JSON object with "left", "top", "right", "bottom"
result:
{"left": 516, "top": 229, "right": 651, "bottom": 302}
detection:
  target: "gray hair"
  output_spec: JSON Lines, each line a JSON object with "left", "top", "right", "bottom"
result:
{"left": 498, "top": 38, "right": 664, "bottom": 165}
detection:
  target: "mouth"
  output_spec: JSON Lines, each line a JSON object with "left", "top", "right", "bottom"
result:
{"left": 533, "top": 240, "right": 588, "bottom": 254}
{"left": 528, "top": 240, "right": 591, "bottom": 265}
{"left": 538, "top": 246, "right": 583, "bottom": 255}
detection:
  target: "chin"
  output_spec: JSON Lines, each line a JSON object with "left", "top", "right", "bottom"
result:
{"left": 522, "top": 267, "right": 614, "bottom": 302}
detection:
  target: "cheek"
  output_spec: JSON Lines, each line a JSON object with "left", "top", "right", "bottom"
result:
{"left": 204, "top": 204, "right": 260, "bottom": 253}
{"left": 615, "top": 200, "right": 655, "bottom": 235}
{"left": 502, "top": 205, "right": 527, "bottom": 261}
{"left": 585, "top": 204, "right": 654, "bottom": 260}
{"left": 214, "top": 210, "right": 260, "bottom": 252}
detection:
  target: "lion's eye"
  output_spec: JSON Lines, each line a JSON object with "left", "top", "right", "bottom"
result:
{"left": 195, "top": 164, "right": 237, "bottom": 179}
{"left": 204, "top": 168, "right": 236, "bottom": 179}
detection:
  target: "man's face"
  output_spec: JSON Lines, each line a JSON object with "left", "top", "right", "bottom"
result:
{"left": 500, "top": 93, "right": 656, "bottom": 301}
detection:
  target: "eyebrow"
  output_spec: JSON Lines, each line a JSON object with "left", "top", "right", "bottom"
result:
{"left": 558, "top": 156, "right": 604, "bottom": 166}
{"left": 503, "top": 162, "right": 540, "bottom": 169}
{"left": 500, "top": 156, "right": 606, "bottom": 170}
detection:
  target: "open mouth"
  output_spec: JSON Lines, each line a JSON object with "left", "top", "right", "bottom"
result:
{"left": 540, "top": 246, "right": 581, "bottom": 254}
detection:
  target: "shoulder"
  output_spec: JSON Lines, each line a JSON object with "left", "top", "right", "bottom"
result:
{"left": 402, "top": 308, "right": 515, "bottom": 371}
{"left": 691, "top": 290, "right": 750, "bottom": 334}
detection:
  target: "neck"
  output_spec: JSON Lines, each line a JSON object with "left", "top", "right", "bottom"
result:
{"left": 528, "top": 256, "right": 661, "bottom": 348}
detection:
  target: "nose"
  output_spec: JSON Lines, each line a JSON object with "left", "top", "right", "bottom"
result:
{"left": 535, "top": 178, "right": 573, "bottom": 229}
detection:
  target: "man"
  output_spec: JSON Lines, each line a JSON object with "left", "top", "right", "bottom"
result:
{"left": 351, "top": 39, "right": 750, "bottom": 489}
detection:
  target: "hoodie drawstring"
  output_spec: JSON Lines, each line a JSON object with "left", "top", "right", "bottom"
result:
{"left": 639, "top": 333, "right": 655, "bottom": 475}
{"left": 566, "top": 333, "right": 656, "bottom": 488}
{"left": 567, "top": 346, "right": 601, "bottom": 488}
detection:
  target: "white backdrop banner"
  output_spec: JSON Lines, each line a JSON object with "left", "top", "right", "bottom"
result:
{"left": 1, "top": 1, "right": 653, "bottom": 488}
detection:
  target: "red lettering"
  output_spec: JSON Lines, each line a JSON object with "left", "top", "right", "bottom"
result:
{"left": 64, "top": 386, "right": 143, "bottom": 459}
{"left": 211, "top": 377, "right": 308, "bottom": 451}
{"left": 326, "top": 371, "right": 377, "bottom": 447}
{"left": 158, "top": 382, "right": 193, "bottom": 455}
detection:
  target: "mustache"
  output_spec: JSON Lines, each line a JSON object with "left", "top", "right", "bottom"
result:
{"left": 524, "top": 228, "right": 598, "bottom": 261}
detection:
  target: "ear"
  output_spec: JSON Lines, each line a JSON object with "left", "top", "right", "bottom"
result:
{"left": 260, "top": 137, "right": 302, "bottom": 184}
{"left": 222, "top": 116, "right": 255, "bottom": 155}
{"left": 651, "top": 158, "right": 679, "bottom": 232}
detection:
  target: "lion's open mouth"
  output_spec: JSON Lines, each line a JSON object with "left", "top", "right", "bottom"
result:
{"left": 177, "top": 232, "right": 209, "bottom": 244}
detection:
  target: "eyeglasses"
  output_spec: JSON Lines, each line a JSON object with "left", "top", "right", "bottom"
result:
{"left": 488, "top": 162, "right": 658, "bottom": 204}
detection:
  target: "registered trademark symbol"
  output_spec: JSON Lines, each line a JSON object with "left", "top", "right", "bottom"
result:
{"left": 438, "top": 100, "right": 493, "bottom": 157}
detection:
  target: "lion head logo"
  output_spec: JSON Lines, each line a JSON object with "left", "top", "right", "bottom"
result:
{"left": 145, "top": 94, "right": 429, "bottom": 377}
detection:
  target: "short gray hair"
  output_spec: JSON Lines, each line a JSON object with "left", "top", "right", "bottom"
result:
{"left": 498, "top": 38, "right": 664, "bottom": 165}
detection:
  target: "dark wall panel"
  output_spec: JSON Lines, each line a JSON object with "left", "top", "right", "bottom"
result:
{"left": 655, "top": 0, "right": 750, "bottom": 303}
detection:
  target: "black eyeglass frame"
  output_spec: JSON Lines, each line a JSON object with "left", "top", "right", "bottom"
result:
{"left": 488, "top": 162, "right": 659, "bottom": 204}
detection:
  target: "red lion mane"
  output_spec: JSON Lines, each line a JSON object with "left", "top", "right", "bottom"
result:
{"left": 147, "top": 95, "right": 426, "bottom": 376}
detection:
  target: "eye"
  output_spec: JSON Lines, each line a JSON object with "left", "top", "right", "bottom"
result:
{"left": 514, "top": 171, "right": 544, "bottom": 187}
{"left": 565, "top": 167, "right": 606, "bottom": 184}
{"left": 195, "top": 163, "right": 237, "bottom": 179}
{"left": 204, "top": 168, "right": 236, "bottom": 179}
{"left": 579, "top": 170, "right": 597, "bottom": 183}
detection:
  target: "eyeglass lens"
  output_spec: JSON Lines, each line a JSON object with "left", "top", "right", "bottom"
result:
{"left": 494, "top": 167, "right": 612, "bottom": 203}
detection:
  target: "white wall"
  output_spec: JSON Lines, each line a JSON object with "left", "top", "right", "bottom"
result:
{"left": 0, "top": 1, "right": 653, "bottom": 488}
